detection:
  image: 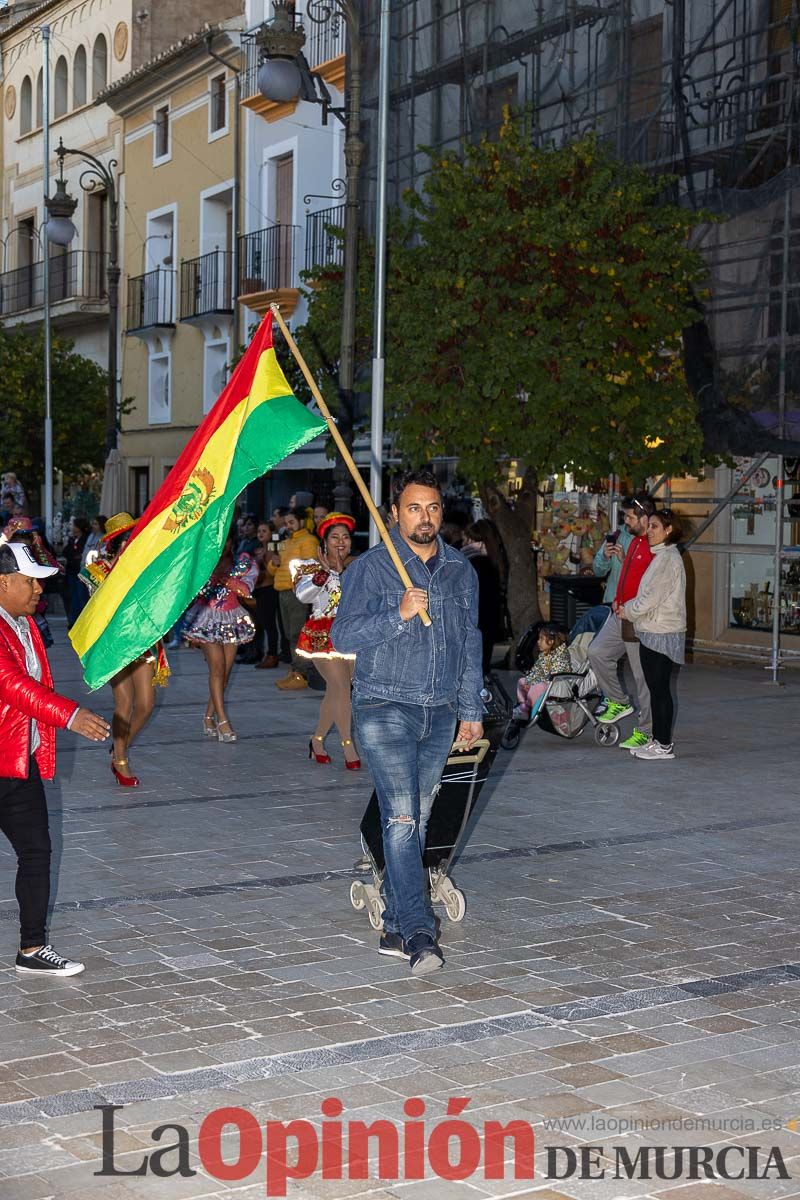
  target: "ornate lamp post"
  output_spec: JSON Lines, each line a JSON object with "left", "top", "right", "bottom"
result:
{"left": 257, "top": 0, "right": 362, "bottom": 513}
{"left": 45, "top": 138, "right": 120, "bottom": 456}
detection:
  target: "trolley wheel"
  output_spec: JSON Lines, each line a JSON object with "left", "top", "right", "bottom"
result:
{"left": 445, "top": 888, "right": 466, "bottom": 923}
{"left": 501, "top": 723, "right": 522, "bottom": 751}
{"left": 367, "top": 897, "right": 384, "bottom": 930}
{"left": 349, "top": 881, "right": 366, "bottom": 911}
{"left": 594, "top": 722, "right": 620, "bottom": 747}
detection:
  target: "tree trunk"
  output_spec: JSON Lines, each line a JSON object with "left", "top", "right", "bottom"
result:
{"left": 480, "top": 467, "right": 541, "bottom": 654}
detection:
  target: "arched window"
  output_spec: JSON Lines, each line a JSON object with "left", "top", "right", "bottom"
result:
{"left": 91, "top": 34, "right": 107, "bottom": 98}
{"left": 73, "top": 45, "right": 87, "bottom": 108}
{"left": 35, "top": 68, "right": 43, "bottom": 127}
{"left": 20, "top": 75, "right": 32, "bottom": 135}
{"left": 54, "top": 55, "right": 68, "bottom": 118}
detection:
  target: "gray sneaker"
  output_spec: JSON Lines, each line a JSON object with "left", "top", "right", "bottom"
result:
{"left": 632, "top": 740, "right": 675, "bottom": 761}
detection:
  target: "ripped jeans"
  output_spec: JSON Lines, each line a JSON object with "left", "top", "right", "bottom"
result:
{"left": 352, "top": 696, "right": 457, "bottom": 943}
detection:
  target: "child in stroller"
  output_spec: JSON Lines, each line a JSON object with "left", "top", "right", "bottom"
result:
{"left": 501, "top": 622, "right": 607, "bottom": 750}
{"left": 513, "top": 623, "right": 571, "bottom": 724}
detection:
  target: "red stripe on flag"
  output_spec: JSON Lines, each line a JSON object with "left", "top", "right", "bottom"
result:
{"left": 126, "top": 313, "right": 275, "bottom": 548}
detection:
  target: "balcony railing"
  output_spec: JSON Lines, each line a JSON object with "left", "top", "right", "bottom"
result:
{"left": 304, "top": 6, "right": 345, "bottom": 68}
{"left": 238, "top": 225, "right": 299, "bottom": 295}
{"left": 305, "top": 204, "right": 345, "bottom": 272}
{"left": 126, "top": 267, "right": 176, "bottom": 333}
{"left": 180, "top": 251, "right": 234, "bottom": 321}
{"left": 0, "top": 250, "right": 108, "bottom": 317}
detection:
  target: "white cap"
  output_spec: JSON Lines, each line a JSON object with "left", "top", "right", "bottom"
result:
{"left": 0, "top": 542, "right": 58, "bottom": 579}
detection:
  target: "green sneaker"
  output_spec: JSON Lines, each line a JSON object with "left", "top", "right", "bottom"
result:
{"left": 595, "top": 701, "right": 634, "bottom": 724}
{"left": 620, "top": 729, "right": 650, "bottom": 751}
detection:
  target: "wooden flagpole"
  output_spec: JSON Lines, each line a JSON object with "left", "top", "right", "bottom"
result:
{"left": 270, "top": 303, "right": 431, "bottom": 627}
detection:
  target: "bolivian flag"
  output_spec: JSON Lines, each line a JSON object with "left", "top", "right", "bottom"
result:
{"left": 70, "top": 313, "right": 325, "bottom": 689}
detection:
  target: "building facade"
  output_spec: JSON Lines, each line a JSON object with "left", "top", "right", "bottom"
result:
{"left": 0, "top": 0, "right": 133, "bottom": 369}
{"left": 100, "top": 20, "right": 242, "bottom": 514}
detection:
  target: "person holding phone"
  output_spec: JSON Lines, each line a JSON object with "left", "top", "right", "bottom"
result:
{"left": 593, "top": 525, "right": 633, "bottom": 603}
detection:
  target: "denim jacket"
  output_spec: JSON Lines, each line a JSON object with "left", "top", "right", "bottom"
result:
{"left": 331, "top": 527, "right": 484, "bottom": 720}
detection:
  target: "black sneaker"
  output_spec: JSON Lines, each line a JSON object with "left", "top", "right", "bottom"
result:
{"left": 378, "top": 932, "right": 410, "bottom": 960}
{"left": 406, "top": 933, "right": 444, "bottom": 976}
{"left": 15, "top": 945, "right": 85, "bottom": 977}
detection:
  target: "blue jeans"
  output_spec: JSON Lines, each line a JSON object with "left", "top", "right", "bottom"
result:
{"left": 352, "top": 698, "right": 457, "bottom": 942}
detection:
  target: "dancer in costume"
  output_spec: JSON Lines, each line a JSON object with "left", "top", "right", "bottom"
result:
{"left": 291, "top": 512, "right": 360, "bottom": 769}
{"left": 182, "top": 529, "right": 257, "bottom": 743}
{"left": 80, "top": 512, "right": 170, "bottom": 788}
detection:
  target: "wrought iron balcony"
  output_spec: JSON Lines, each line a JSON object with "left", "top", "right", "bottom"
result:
{"left": 305, "top": 204, "right": 345, "bottom": 272}
{"left": 237, "top": 225, "right": 299, "bottom": 297}
{"left": 126, "top": 267, "right": 176, "bottom": 333}
{"left": 0, "top": 250, "right": 108, "bottom": 317}
{"left": 180, "top": 250, "right": 234, "bottom": 322}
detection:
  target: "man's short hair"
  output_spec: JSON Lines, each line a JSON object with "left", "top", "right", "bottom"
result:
{"left": 391, "top": 468, "right": 441, "bottom": 508}
{"left": 621, "top": 492, "right": 655, "bottom": 519}
{"left": 0, "top": 545, "right": 18, "bottom": 574}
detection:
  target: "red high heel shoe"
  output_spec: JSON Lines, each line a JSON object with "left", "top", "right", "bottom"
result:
{"left": 342, "top": 739, "right": 361, "bottom": 770}
{"left": 308, "top": 736, "right": 331, "bottom": 765}
{"left": 111, "top": 757, "right": 139, "bottom": 788}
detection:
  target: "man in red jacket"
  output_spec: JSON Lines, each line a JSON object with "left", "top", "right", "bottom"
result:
{"left": 588, "top": 493, "right": 655, "bottom": 749}
{"left": 0, "top": 541, "right": 109, "bottom": 977}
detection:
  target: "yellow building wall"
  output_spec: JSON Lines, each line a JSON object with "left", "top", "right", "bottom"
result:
{"left": 119, "top": 67, "right": 235, "bottom": 503}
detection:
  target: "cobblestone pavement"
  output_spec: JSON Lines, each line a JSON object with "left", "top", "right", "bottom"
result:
{"left": 1, "top": 622, "right": 800, "bottom": 1199}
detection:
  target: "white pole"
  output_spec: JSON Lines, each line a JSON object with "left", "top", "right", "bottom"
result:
{"left": 42, "top": 25, "right": 53, "bottom": 542}
{"left": 369, "top": 0, "right": 391, "bottom": 546}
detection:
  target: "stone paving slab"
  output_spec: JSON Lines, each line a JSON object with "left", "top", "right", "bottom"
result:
{"left": 0, "top": 626, "right": 799, "bottom": 1198}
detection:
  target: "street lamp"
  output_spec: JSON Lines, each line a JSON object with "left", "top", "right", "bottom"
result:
{"left": 46, "top": 138, "right": 120, "bottom": 457}
{"left": 256, "top": 0, "right": 362, "bottom": 514}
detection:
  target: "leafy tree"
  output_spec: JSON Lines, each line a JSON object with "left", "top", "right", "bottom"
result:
{"left": 387, "top": 122, "right": 708, "bottom": 633}
{"left": 0, "top": 324, "right": 108, "bottom": 500}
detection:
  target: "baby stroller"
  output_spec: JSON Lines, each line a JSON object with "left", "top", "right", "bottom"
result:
{"left": 500, "top": 630, "right": 617, "bottom": 749}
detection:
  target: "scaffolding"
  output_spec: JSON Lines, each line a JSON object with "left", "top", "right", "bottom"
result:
{"left": 358, "top": 0, "right": 800, "bottom": 671}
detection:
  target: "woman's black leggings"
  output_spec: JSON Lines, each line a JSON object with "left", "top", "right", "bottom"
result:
{"left": 253, "top": 586, "right": 279, "bottom": 657}
{"left": 639, "top": 644, "right": 678, "bottom": 745}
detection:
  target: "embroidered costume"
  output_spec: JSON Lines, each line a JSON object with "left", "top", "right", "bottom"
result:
{"left": 182, "top": 553, "right": 258, "bottom": 646}
{"left": 291, "top": 558, "right": 355, "bottom": 661}
{"left": 79, "top": 512, "right": 171, "bottom": 686}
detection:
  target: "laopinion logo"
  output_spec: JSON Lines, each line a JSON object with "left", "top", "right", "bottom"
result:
{"left": 94, "top": 1100, "right": 792, "bottom": 1193}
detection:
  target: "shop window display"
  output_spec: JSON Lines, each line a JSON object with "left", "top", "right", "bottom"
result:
{"left": 729, "top": 456, "right": 800, "bottom": 633}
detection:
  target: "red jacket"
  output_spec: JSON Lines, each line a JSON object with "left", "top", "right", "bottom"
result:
{"left": 615, "top": 535, "right": 653, "bottom": 606}
{"left": 0, "top": 615, "right": 78, "bottom": 780}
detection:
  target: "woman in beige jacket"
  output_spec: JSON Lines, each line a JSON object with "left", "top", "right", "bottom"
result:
{"left": 618, "top": 509, "right": 686, "bottom": 761}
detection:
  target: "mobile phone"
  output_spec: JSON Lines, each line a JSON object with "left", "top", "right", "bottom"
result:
{"left": 605, "top": 531, "right": 619, "bottom": 544}
{"left": 268, "top": 541, "right": 278, "bottom": 553}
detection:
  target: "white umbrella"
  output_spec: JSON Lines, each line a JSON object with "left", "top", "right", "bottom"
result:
{"left": 99, "top": 448, "right": 126, "bottom": 516}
